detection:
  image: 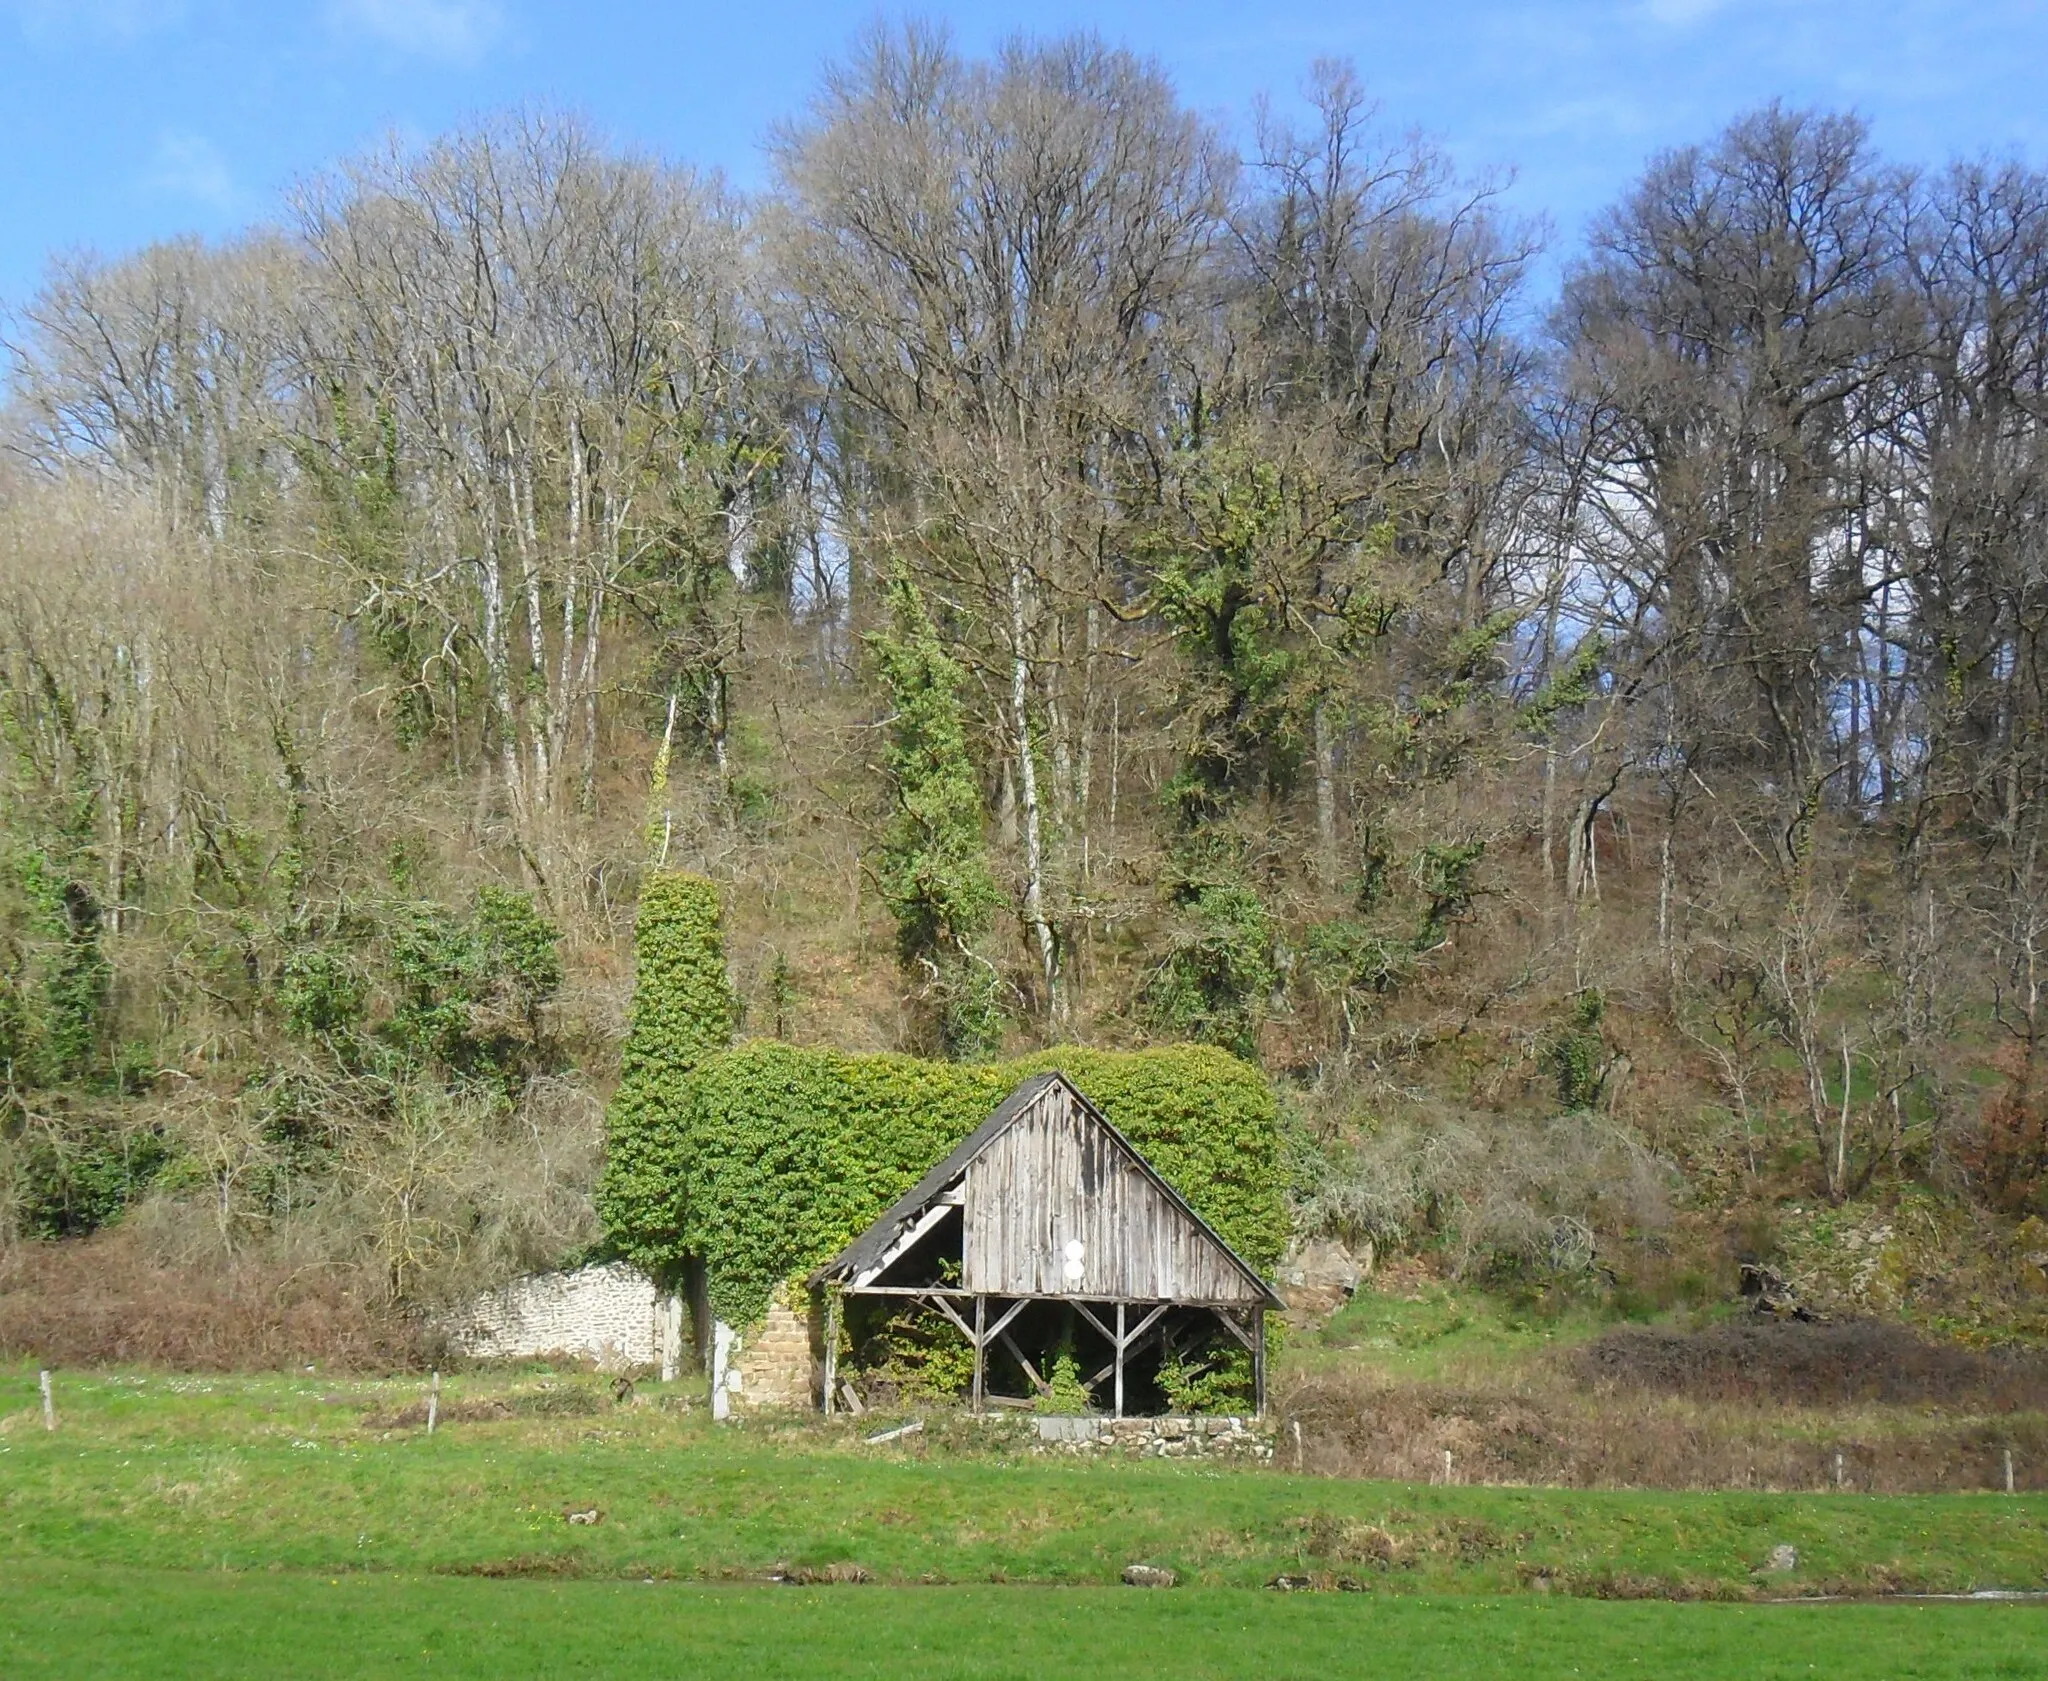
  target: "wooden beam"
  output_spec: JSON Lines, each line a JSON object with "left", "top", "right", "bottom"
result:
{"left": 998, "top": 1330, "right": 1052, "bottom": 1397}
{"left": 1085, "top": 1303, "right": 1175, "bottom": 1390}
{"left": 971, "top": 1295, "right": 987, "bottom": 1415}
{"left": 1114, "top": 1302, "right": 1125, "bottom": 1419}
{"left": 840, "top": 1286, "right": 976, "bottom": 1298}
{"left": 984, "top": 1297, "right": 1030, "bottom": 1343}
{"left": 840, "top": 1286, "right": 1262, "bottom": 1306}
{"left": 1212, "top": 1306, "right": 1256, "bottom": 1352}
{"left": 1253, "top": 1305, "right": 1267, "bottom": 1419}
{"left": 821, "top": 1290, "right": 839, "bottom": 1416}
{"left": 1125, "top": 1303, "right": 1171, "bottom": 1350}
{"left": 1071, "top": 1301, "right": 1117, "bottom": 1349}
{"left": 925, "top": 1293, "right": 977, "bottom": 1343}
{"left": 853, "top": 1195, "right": 960, "bottom": 1287}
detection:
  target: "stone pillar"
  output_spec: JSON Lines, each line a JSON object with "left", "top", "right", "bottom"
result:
{"left": 712, "top": 1320, "right": 737, "bottom": 1421}
{"left": 660, "top": 1294, "right": 684, "bottom": 1383}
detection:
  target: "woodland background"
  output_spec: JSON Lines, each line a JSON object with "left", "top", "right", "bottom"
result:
{"left": 4, "top": 24, "right": 2047, "bottom": 1354}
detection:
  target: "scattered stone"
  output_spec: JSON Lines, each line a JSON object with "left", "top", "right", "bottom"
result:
{"left": 1764, "top": 1544, "right": 1798, "bottom": 1573}
{"left": 564, "top": 1508, "right": 603, "bottom": 1526}
{"left": 1121, "top": 1563, "right": 1178, "bottom": 1589}
{"left": 1267, "top": 1573, "right": 1314, "bottom": 1592}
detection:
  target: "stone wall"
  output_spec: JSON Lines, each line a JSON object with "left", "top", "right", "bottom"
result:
{"left": 1028, "top": 1414, "right": 1275, "bottom": 1460}
{"left": 450, "top": 1262, "right": 681, "bottom": 1374}
{"left": 712, "top": 1281, "right": 817, "bottom": 1413}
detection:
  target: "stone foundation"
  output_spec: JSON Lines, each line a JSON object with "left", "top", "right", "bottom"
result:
{"left": 1027, "top": 1414, "right": 1275, "bottom": 1460}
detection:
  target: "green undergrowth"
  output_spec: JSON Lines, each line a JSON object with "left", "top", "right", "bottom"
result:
{"left": 2, "top": 1367, "right": 2043, "bottom": 1599}
{"left": 4, "top": 1563, "right": 2044, "bottom": 1681}
{"left": 1297, "top": 1282, "right": 1634, "bottom": 1381}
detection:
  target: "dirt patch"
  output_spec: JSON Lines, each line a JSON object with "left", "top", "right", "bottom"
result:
{"left": 1571, "top": 1319, "right": 2048, "bottom": 1409}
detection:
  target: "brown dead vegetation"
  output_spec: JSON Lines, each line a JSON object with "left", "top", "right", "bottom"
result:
{"left": 1277, "top": 1329, "right": 2048, "bottom": 1494}
{"left": 1572, "top": 1318, "right": 2048, "bottom": 1409}
{"left": 0, "top": 1228, "right": 433, "bottom": 1372}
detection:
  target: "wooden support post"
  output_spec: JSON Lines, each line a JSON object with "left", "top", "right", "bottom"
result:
{"left": 971, "top": 1295, "right": 986, "bottom": 1415}
{"left": 39, "top": 1370, "right": 54, "bottom": 1432}
{"left": 822, "top": 1291, "right": 839, "bottom": 1416}
{"left": 1252, "top": 1307, "right": 1267, "bottom": 1419}
{"left": 1114, "top": 1302, "right": 1126, "bottom": 1419}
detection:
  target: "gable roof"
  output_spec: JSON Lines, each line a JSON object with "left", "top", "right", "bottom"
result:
{"left": 808, "top": 1071, "right": 1281, "bottom": 1306}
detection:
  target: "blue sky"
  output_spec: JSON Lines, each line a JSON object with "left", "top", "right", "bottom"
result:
{"left": 0, "top": 0, "right": 2040, "bottom": 309}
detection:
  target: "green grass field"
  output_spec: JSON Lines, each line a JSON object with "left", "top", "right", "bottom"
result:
{"left": 3, "top": 1563, "right": 2045, "bottom": 1680}
{"left": 2, "top": 1363, "right": 2044, "bottom": 1675}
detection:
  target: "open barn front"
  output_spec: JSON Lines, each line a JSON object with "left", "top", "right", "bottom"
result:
{"left": 829, "top": 1289, "right": 1266, "bottom": 1418}
{"left": 809, "top": 1071, "right": 1279, "bottom": 1419}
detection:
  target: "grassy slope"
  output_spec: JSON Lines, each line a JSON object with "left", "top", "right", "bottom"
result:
{"left": 3, "top": 1366, "right": 2044, "bottom": 1597}
{"left": 3, "top": 1562, "right": 2044, "bottom": 1681}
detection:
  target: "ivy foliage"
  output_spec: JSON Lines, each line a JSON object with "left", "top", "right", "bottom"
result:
{"left": 2, "top": 837, "right": 117, "bottom": 1091}
{"left": 1142, "top": 856, "right": 1277, "bottom": 1061}
{"left": 11, "top": 1119, "right": 172, "bottom": 1239}
{"left": 602, "top": 1034, "right": 1285, "bottom": 1328}
{"left": 1547, "top": 988, "right": 1611, "bottom": 1111}
{"left": 1302, "top": 839, "right": 1489, "bottom": 1045}
{"left": 0, "top": 860, "right": 566, "bottom": 1244}
{"left": 381, "top": 886, "right": 564, "bottom": 1082}
{"left": 595, "top": 872, "right": 738, "bottom": 1278}
{"left": 868, "top": 572, "right": 1004, "bottom": 1057}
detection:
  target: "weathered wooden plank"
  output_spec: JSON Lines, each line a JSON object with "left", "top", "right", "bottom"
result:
{"left": 961, "top": 1083, "right": 1264, "bottom": 1303}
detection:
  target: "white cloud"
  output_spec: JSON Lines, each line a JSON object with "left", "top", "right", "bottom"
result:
{"left": 144, "top": 132, "right": 236, "bottom": 212}
{"left": 8, "top": 0, "right": 184, "bottom": 46}
{"left": 324, "top": 0, "right": 504, "bottom": 63}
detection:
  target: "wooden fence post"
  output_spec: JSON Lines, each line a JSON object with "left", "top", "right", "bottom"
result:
{"left": 39, "top": 1370, "right": 54, "bottom": 1432}
{"left": 426, "top": 1371, "right": 440, "bottom": 1435}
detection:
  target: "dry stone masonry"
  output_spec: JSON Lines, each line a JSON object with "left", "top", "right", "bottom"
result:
{"left": 451, "top": 1262, "right": 682, "bottom": 1375}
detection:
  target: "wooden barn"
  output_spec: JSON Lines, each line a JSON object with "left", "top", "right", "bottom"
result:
{"left": 809, "top": 1071, "right": 1281, "bottom": 1417}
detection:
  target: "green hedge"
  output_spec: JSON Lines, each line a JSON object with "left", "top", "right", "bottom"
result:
{"left": 595, "top": 872, "right": 1286, "bottom": 1328}
{"left": 607, "top": 1041, "right": 1284, "bottom": 1328}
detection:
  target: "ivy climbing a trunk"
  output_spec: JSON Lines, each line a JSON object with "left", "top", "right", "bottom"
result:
{"left": 870, "top": 573, "right": 1005, "bottom": 1058}
{"left": 595, "top": 872, "right": 738, "bottom": 1285}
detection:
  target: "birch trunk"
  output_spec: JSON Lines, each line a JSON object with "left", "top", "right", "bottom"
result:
{"left": 478, "top": 502, "right": 524, "bottom": 819}
{"left": 1010, "top": 557, "right": 1057, "bottom": 1015}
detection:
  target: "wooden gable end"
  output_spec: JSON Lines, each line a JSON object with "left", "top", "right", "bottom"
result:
{"left": 960, "top": 1078, "right": 1264, "bottom": 1304}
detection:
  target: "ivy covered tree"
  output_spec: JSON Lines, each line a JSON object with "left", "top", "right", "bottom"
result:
{"left": 596, "top": 872, "right": 737, "bottom": 1281}
{"left": 1139, "top": 440, "right": 1391, "bottom": 1058}
{"left": 869, "top": 573, "right": 1004, "bottom": 1057}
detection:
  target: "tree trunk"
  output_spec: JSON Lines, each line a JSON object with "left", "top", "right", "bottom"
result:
{"left": 1010, "top": 559, "right": 1057, "bottom": 1017}
{"left": 1314, "top": 697, "right": 1338, "bottom": 889}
